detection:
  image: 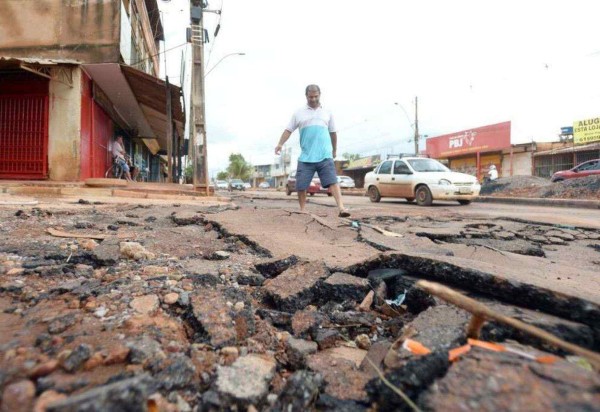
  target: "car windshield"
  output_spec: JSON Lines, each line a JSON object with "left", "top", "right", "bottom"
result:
{"left": 407, "top": 158, "right": 449, "bottom": 172}
{"left": 231, "top": 179, "right": 243, "bottom": 184}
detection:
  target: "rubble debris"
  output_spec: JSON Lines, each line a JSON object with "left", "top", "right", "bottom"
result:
{"left": 420, "top": 348, "right": 600, "bottom": 411}
{"left": 45, "top": 375, "right": 157, "bottom": 412}
{"left": 215, "top": 354, "right": 276, "bottom": 406}
{"left": 270, "top": 370, "right": 323, "bottom": 411}
{"left": 286, "top": 336, "right": 318, "bottom": 369}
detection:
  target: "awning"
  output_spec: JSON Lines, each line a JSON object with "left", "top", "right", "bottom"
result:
{"left": 82, "top": 63, "right": 184, "bottom": 155}
{"left": 533, "top": 142, "right": 600, "bottom": 157}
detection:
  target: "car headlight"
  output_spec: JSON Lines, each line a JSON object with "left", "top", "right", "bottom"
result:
{"left": 438, "top": 179, "right": 451, "bottom": 186}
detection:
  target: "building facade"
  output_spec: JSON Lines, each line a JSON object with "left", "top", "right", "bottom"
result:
{"left": 0, "top": 0, "right": 184, "bottom": 182}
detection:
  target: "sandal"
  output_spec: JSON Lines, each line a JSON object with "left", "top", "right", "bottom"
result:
{"left": 338, "top": 209, "right": 351, "bottom": 218}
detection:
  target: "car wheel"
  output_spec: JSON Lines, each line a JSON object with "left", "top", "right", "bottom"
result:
{"left": 286, "top": 186, "right": 292, "bottom": 196}
{"left": 405, "top": 197, "right": 415, "bottom": 203}
{"left": 309, "top": 192, "right": 315, "bottom": 196}
{"left": 327, "top": 192, "right": 333, "bottom": 197}
{"left": 415, "top": 185, "right": 433, "bottom": 206}
{"left": 458, "top": 200, "right": 471, "bottom": 205}
{"left": 552, "top": 178, "right": 563, "bottom": 183}
{"left": 368, "top": 186, "right": 381, "bottom": 203}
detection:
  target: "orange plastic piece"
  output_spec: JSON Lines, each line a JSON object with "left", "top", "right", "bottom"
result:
{"left": 448, "top": 344, "right": 472, "bottom": 362}
{"left": 467, "top": 339, "right": 506, "bottom": 352}
{"left": 535, "top": 355, "right": 559, "bottom": 364}
{"left": 402, "top": 338, "right": 432, "bottom": 355}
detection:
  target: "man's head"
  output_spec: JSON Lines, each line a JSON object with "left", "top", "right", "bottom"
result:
{"left": 115, "top": 135, "right": 123, "bottom": 143}
{"left": 305, "top": 84, "right": 321, "bottom": 108}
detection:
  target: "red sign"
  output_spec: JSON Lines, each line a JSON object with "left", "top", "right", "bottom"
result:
{"left": 426, "top": 121, "right": 511, "bottom": 158}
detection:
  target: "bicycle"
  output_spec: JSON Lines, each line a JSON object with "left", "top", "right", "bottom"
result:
{"left": 104, "top": 158, "right": 125, "bottom": 179}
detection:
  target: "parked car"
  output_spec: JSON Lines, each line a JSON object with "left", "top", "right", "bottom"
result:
{"left": 244, "top": 182, "right": 252, "bottom": 189}
{"left": 364, "top": 157, "right": 481, "bottom": 206}
{"left": 228, "top": 179, "right": 245, "bottom": 191}
{"left": 215, "top": 180, "right": 228, "bottom": 190}
{"left": 551, "top": 159, "right": 600, "bottom": 182}
{"left": 286, "top": 171, "right": 332, "bottom": 196}
{"left": 258, "top": 181, "right": 271, "bottom": 189}
{"left": 337, "top": 175, "right": 356, "bottom": 188}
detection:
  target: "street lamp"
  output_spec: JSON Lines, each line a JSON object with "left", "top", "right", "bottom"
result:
{"left": 204, "top": 52, "right": 245, "bottom": 77}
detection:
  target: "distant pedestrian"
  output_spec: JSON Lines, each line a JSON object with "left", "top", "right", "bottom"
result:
{"left": 488, "top": 164, "right": 498, "bottom": 181}
{"left": 275, "top": 84, "right": 350, "bottom": 217}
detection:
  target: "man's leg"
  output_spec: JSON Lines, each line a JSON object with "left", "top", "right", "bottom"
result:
{"left": 329, "top": 183, "right": 349, "bottom": 216}
{"left": 316, "top": 159, "right": 350, "bottom": 217}
{"left": 298, "top": 190, "right": 307, "bottom": 211}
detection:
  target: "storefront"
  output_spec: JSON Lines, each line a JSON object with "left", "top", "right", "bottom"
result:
{"left": 342, "top": 155, "right": 381, "bottom": 188}
{"left": 425, "top": 121, "right": 511, "bottom": 181}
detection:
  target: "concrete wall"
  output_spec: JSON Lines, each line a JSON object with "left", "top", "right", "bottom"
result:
{"left": 0, "top": 0, "right": 120, "bottom": 63}
{"left": 502, "top": 151, "right": 533, "bottom": 176}
{"left": 48, "top": 68, "right": 82, "bottom": 181}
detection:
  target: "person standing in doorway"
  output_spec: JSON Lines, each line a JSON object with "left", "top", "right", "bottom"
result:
{"left": 275, "top": 84, "right": 350, "bottom": 217}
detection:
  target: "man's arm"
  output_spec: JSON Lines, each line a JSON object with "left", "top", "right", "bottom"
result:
{"left": 330, "top": 132, "right": 337, "bottom": 159}
{"left": 275, "top": 130, "right": 292, "bottom": 154}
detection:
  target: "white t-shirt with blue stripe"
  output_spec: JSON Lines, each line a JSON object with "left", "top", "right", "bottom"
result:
{"left": 286, "top": 105, "right": 336, "bottom": 163}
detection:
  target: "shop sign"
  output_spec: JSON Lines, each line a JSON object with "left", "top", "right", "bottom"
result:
{"left": 426, "top": 121, "right": 511, "bottom": 158}
{"left": 573, "top": 117, "right": 600, "bottom": 144}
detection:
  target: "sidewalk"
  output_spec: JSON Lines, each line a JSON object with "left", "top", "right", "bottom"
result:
{"left": 336, "top": 189, "right": 600, "bottom": 210}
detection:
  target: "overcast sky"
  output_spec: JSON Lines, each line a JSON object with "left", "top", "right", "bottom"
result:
{"left": 159, "top": 0, "right": 600, "bottom": 177}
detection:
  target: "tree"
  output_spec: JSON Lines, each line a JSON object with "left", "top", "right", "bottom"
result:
{"left": 342, "top": 153, "right": 361, "bottom": 162}
{"left": 216, "top": 171, "right": 229, "bottom": 180}
{"left": 226, "top": 153, "right": 252, "bottom": 180}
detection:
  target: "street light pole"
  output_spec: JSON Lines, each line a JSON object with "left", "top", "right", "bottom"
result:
{"left": 414, "top": 96, "right": 419, "bottom": 155}
{"left": 205, "top": 53, "right": 245, "bottom": 77}
{"left": 190, "top": 1, "right": 208, "bottom": 194}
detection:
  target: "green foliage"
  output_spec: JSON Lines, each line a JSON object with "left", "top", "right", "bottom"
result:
{"left": 342, "top": 153, "right": 361, "bottom": 162}
{"left": 216, "top": 171, "right": 229, "bottom": 180}
{"left": 226, "top": 153, "right": 253, "bottom": 180}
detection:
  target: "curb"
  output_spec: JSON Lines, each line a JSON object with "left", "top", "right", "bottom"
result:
{"left": 476, "top": 196, "right": 600, "bottom": 210}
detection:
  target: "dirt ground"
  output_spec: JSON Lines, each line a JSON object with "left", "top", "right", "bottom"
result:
{"left": 0, "top": 194, "right": 599, "bottom": 411}
{"left": 481, "top": 175, "right": 600, "bottom": 199}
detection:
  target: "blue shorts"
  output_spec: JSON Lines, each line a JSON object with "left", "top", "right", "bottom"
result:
{"left": 296, "top": 158, "right": 338, "bottom": 191}
{"left": 117, "top": 158, "right": 130, "bottom": 173}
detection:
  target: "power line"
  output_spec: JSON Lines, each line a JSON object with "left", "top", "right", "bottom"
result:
{"left": 205, "top": 0, "right": 224, "bottom": 68}
{"left": 130, "top": 41, "right": 188, "bottom": 68}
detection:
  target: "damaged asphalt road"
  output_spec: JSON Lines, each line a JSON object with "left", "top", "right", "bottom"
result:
{"left": 0, "top": 195, "right": 599, "bottom": 411}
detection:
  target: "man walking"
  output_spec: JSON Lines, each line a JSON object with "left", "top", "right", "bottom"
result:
{"left": 275, "top": 84, "right": 350, "bottom": 217}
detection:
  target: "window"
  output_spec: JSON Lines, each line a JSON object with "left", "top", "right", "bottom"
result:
{"left": 394, "top": 161, "right": 411, "bottom": 174}
{"left": 377, "top": 160, "right": 392, "bottom": 175}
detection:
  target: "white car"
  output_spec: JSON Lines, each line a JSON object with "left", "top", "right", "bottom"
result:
{"left": 364, "top": 157, "right": 481, "bottom": 206}
{"left": 337, "top": 175, "right": 355, "bottom": 188}
{"left": 258, "top": 182, "right": 271, "bottom": 189}
{"left": 215, "top": 180, "right": 228, "bottom": 190}
{"left": 244, "top": 182, "right": 252, "bottom": 189}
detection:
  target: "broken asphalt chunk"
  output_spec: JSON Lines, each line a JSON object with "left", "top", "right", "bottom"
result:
{"left": 320, "top": 272, "right": 370, "bottom": 304}
{"left": 263, "top": 261, "right": 329, "bottom": 312}
{"left": 254, "top": 255, "right": 300, "bottom": 278}
{"left": 189, "top": 287, "right": 255, "bottom": 348}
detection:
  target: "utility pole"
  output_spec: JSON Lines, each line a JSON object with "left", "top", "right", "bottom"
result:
{"left": 190, "top": 1, "right": 209, "bottom": 194}
{"left": 166, "top": 74, "right": 173, "bottom": 183}
{"left": 414, "top": 96, "right": 419, "bottom": 155}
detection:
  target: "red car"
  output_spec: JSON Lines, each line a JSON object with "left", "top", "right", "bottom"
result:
{"left": 551, "top": 159, "right": 600, "bottom": 182}
{"left": 286, "top": 170, "right": 332, "bottom": 196}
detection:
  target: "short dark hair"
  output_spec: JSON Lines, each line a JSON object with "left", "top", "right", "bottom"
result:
{"left": 305, "top": 84, "right": 320, "bottom": 95}
{"left": 115, "top": 135, "right": 122, "bottom": 140}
